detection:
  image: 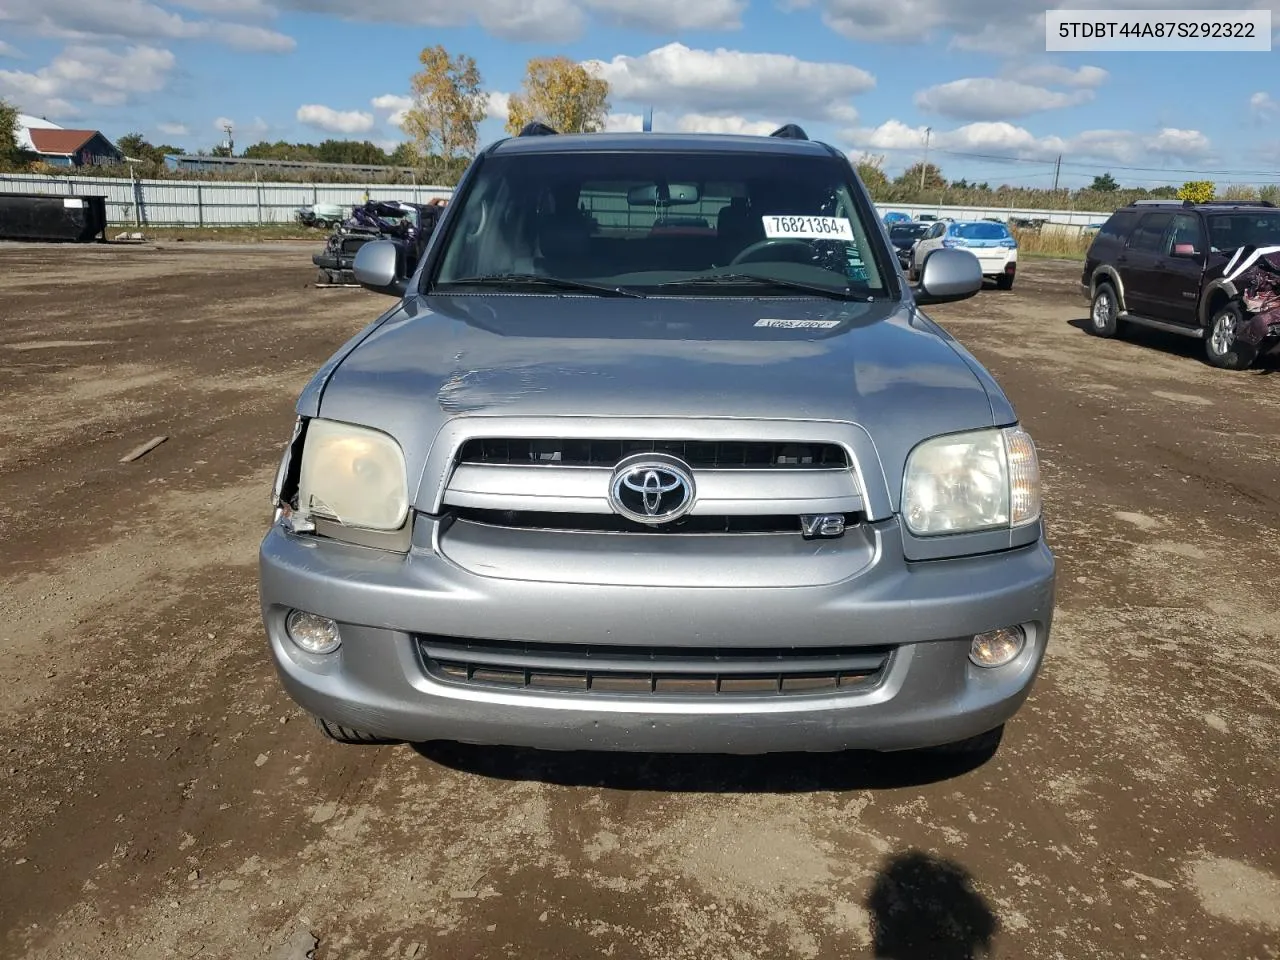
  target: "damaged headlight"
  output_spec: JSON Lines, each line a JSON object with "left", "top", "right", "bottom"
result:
{"left": 296, "top": 419, "right": 409, "bottom": 531}
{"left": 902, "top": 425, "right": 1041, "bottom": 537}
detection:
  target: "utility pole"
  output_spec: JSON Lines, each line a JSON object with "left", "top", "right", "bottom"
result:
{"left": 1053, "top": 154, "right": 1062, "bottom": 193}
{"left": 223, "top": 122, "right": 234, "bottom": 157}
{"left": 920, "top": 127, "right": 932, "bottom": 191}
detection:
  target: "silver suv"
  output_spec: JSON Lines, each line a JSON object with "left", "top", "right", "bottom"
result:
{"left": 259, "top": 123, "right": 1056, "bottom": 756}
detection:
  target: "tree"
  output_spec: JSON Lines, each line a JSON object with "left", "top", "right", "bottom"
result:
{"left": 316, "top": 139, "right": 389, "bottom": 166}
{"left": 402, "top": 45, "right": 488, "bottom": 164}
{"left": 117, "top": 132, "right": 150, "bottom": 160}
{"left": 1, "top": 97, "right": 24, "bottom": 167}
{"left": 896, "top": 162, "right": 946, "bottom": 192}
{"left": 1177, "top": 179, "right": 1216, "bottom": 203}
{"left": 1221, "top": 184, "right": 1259, "bottom": 201}
{"left": 388, "top": 142, "right": 419, "bottom": 167}
{"left": 505, "top": 56, "right": 610, "bottom": 135}
{"left": 853, "top": 153, "right": 888, "bottom": 193}
{"left": 1090, "top": 173, "right": 1119, "bottom": 192}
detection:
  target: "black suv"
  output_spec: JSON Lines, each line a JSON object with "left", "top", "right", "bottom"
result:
{"left": 1081, "top": 199, "right": 1280, "bottom": 370}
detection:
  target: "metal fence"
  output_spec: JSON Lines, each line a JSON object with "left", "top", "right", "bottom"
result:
{"left": 0, "top": 172, "right": 453, "bottom": 227}
{"left": 0, "top": 171, "right": 1112, "bottom": 229}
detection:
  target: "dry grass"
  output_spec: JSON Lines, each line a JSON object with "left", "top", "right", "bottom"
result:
{"left": 112, "top": 225, "right": 323, "bottom": 242}
{"left": 1013, "top": 227, "right": 1093, "bottom": 261}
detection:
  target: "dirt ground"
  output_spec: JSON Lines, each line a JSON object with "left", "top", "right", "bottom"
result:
{"left": 1, "top": 243, "right": 1277, "bottom": 960}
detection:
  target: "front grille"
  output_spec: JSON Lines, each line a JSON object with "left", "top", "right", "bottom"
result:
{"left": 458, "top": 438, "right": 849, "bottom": 469}
{"left": 418, "top": 636, "right": 894, "bottom": 698}
{"left": 450, "top": 508, "right": 859, "bottom": 535}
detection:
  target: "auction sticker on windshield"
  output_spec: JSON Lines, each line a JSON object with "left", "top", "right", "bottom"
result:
{"left": 762, "top": 216, "right": 854, "bottom": 241}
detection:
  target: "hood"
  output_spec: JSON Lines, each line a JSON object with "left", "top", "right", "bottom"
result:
{"left": 314, "top": 293, "right": 1000, "bottom": 498}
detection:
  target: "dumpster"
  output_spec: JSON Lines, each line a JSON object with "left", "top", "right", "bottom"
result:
{"left": 0, "top": 193, "right": 109, "bottom": 243}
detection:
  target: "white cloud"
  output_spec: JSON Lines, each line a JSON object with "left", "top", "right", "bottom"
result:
{"left": 584, "top": 43, "right": 874, "bottom": 123}
{"left": 371, "top": 94, "right": 411, "bottom": 112}
{"left": 168, "top": 0, "right": 277, "bottom": 15}
{"left": 603, "top": 112, "right": 644, "bottom": 132}
{"left": 0, "top": 40, "right": 24, "bottom": 58}
{"left": 486, "top": 91, "right": 510, "bottom": 122}
{"left": 157, "top": 122, "right": 190, "bottom": 136}
{"left": 212, "top": 115, "right": 270, "bottom": 140}
{"left": 844, "top": 118, "right": 1213, "bottom": 166}
{"left": 1011, "top": 63, "right": 1109, "bottom": 89}
{"left": 297, "top": 104, "right": 376, "bottom": 135}
{"left": 0, "top": 44, "right": 174, "bottom": 116}
{"left": 674, "top": 113, "right": 781, "bottom": 136}
{"left": 271, "top": 0, "right": 743, "bottom": 39}
{"left": 915, "top": 78, "right": 1094, "bottom": 121}
{"left": 1, "top": 0, "right": 295, "bottom": 53}
{"left": 211, "top": 22, "right": 295, "bottom": 52}
{"left": 271, "top": 0, "right": 585, "bottom": 42}
{"left": 1250, "top": 91, "right": 1278, "bottom": 118}
{"left": 804, "top": 0, "right": 1280, "bottom": 55}
{"left": 582, "top": 0, "right": 745, "bottom": 31}
{"left": 372, "top": 93, "right": 413, "bottom": 127}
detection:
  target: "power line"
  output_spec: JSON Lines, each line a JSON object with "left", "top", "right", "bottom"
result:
{"left": 935, "top": 147, "right": 1280, "bottom": 179}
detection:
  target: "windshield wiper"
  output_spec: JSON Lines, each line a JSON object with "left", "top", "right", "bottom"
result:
{"left": 437, "top": 273, "right": 646, "bottom": 298}
{"left": 656, "top": 272, "right": 859, "bottom": 300}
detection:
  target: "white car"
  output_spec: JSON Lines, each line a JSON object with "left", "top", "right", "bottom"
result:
{"left": 910, "top": 219, "right": 1019, "bottom": 290}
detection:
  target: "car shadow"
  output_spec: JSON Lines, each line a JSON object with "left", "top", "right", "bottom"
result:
{"left": 411, "top": 731, "right": 1001, "bottom": 794}
{"left": 866, "top": 849, "right": 999, "bottom": 959}
{"left": 1065, "top": 317, "right": 1279, "bottom": 373}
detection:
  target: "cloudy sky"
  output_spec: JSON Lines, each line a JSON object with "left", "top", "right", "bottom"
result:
{"left": 1, "top": 0, "right": 1278, "bottom": 187}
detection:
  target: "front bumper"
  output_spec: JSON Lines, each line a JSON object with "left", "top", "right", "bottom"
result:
{"left": 259, "top": 519, "right": 1056, "bottom": 754}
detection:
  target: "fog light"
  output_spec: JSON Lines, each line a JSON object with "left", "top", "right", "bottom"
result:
{"left": 969, "top": 626, "right": 1025, "bottom": 668}
{"left": 286, "top": 610, "right": 341, "bottom": 654}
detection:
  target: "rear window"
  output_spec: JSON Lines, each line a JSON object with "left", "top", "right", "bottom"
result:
{"left": 889, "top": 224, "right": 929, "bottom": 240}
{"left": 1095, "top": 210, "right": 1138, "bottom": 243}
{"left": 951, "top": 222, "right": 1010, "bottom": 241}
{"left": 432, "top": 150, "right": 888, "bottom": 297}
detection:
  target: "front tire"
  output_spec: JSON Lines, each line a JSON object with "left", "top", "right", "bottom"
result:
{"left": 1089, "top": 283, "right": 1120, "bottom": 338}
{"left": 313, "top": 716, "right": 400, "bottom": 745}
{"left": 922, "top": 724, "right": 1004, "bottom": 758}
{"left": 1205, "top": 303, "right": 1258, "bottom": 370}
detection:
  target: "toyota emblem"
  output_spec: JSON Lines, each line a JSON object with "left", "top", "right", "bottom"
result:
{"left": 607, "top": 453, "right": 696, "bottom": 525}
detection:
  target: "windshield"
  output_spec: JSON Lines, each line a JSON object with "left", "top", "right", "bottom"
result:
{"left": 1206, "top": 213, "right": 1280, "bottom": 252}
{"left": 430, "top": 150, "right": 888, "bottom": 298}
{"left": 951, "top": 222, "right": 1010, "bottom": 241}
{"left": 890, "top": 224, "right": 929, "bottom": 241}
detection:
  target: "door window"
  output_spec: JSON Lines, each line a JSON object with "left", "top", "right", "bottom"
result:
{"left": 1164, "top": 214, "right": 1205, "bottom": 256}
{"left": 1128, "top": 213, "right": 1173, "bottom": 252}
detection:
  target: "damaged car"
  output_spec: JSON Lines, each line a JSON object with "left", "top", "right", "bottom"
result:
{"left": 260, "top": 123, "right": 1055, "bottom": 757}
{"left": 312, "top": 199, "right": 447, "bottom": 286}
{"left": 1082, "top": 199, "right": 1280, "bottom": 369}
{"left": 295, "top": 202, "right": 348, "bottom": 229}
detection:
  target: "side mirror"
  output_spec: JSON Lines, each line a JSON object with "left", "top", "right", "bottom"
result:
{"left": 1171, "top": 243, "right": 1200, "bottom": 259}
{"left": 353, "top": 240, "right": 408, "bottom": 298}
{"left": 912, "top": 248, "right": 983, "bottom": 305}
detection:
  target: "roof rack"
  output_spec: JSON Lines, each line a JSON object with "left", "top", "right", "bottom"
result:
{"left": 769, "top": 124, "right": 809, "bottom": 141}
{"left": 1129, "top": 198, "right": 1277, "bottom": 209}
{"left": 1198, "top": 199, "right": 1276, "bottom": 207}
{"left": 517, "top": 122, "right": 559, "bottom": 137}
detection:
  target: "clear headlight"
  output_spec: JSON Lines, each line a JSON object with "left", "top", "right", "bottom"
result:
{"left": 902, "top": 426, "right": 1041, "bottom": 537}
{"left": 296, "top": 419, "right": 409, "bottom": 531}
